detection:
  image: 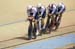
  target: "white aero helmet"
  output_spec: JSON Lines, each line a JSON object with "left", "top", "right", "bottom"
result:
{"left": 27, "top": 5, "right": 32, "bottom": 10}
{"left": 58, "top": 2, "right": 63, "bottom": 6}
{"left": 48, "top": 3, "right": 55, "bottom": 8}
{"left": 32, "top": 6, "right": 37, "bottom": 11}
{"left": 37, "top": 3, "right": 42, "bottom": 8}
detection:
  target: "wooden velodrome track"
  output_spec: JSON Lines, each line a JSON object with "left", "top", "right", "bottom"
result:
{"left": 0, "top": 0, "right": 75, "bottom": 49}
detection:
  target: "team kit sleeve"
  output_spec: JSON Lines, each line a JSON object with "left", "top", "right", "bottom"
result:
{"left": 51, "top": 5, "right": 56, "bottom": 14}
{"left": 41, "top": 7, "right": 45, "bottom": 16}
{"left": 59, "top": 5, "right": 65, "bottom": 14}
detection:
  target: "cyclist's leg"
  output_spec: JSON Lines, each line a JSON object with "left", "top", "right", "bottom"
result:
{"left": 49, "top": 15, "right": 55, "bottom": 33}
{"left": 41, "top": 11, "right": 46, "bottom": 31}
{"left": 33, "top": 20, "right": 38, "bottom": 39}
{"left": 54, "top": 14, "right": 59, "bottom": 30}
{"left": 37, "top": 19, "right": 42, "bottom": 36}
{"left": 55, "top": 14, "right": 62, "bottom": 30}
{"left": 28, "top": 20, "right": 33, "bottom": 40}
{"left": 45, "top": 15, "right": 50, "bottom": 31}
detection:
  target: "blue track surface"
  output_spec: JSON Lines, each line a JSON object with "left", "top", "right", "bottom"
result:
{"left": 15, "top": 33, "right": 75, "bottom": 49}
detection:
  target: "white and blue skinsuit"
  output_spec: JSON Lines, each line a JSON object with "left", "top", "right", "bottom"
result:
{"left": 37, "top": 6, "right": 46, "bottom": 18}
{"left": 27, "top": 7, "right": 38, "bottom": 40}
{"left": 32, "top": 7, "right": 38, "bottom": 20}
{"left": 27, "top": 7, "right": 38, "bottom": 20}
{"left": 48, "top": 4, "right": 57, "bottom": 15}
{"left": 44, "top": 4, "right": 57, "bottom": 31}
{"left": 57, "top": 4, "right": 66, "bottom": 14}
